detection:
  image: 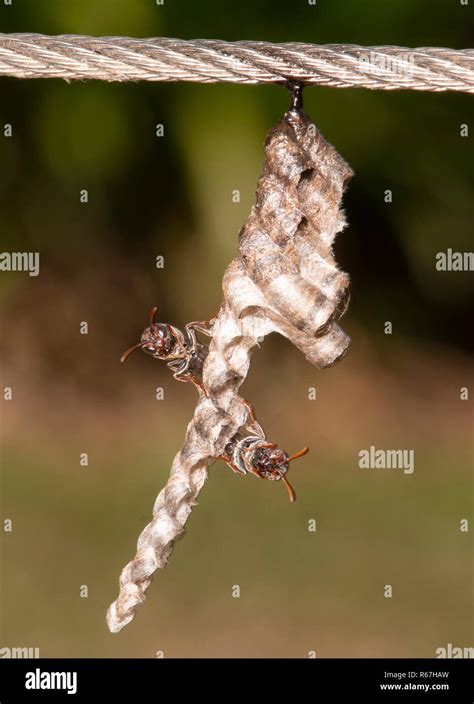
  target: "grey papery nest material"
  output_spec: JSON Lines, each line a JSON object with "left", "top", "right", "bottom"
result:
{"left": 107, "top": 108, "right": 353, "bottom": 633}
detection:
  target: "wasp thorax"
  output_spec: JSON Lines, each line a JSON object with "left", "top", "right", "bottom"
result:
{"left": 140, "top": 324, "right": 176, "bottom": 358}
{"left": 252, "top": 446, "right": 289, "bottom": 481}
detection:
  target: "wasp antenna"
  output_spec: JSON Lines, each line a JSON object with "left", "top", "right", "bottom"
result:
{"left": 282, "top": 475, "right": 296, "bottom": 503}
{"left": 288, "top": 446, "right": 309, "bottom": 463}
{"left": 120, "top": 343, "right": 141, "bottom": 363}
{"left": 149, "top": 306, "right": 158, "bottom": 326}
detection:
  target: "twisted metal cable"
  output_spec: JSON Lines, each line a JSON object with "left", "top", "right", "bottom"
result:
{"left": 0, "top": 34, "right": 472, "bottom": 91}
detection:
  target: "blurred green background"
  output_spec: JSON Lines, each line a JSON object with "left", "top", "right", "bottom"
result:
{"left": 0, "top": 1, "right": 472, "bottom": 658}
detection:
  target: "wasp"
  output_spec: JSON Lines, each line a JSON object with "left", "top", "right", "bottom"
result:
{"left": 216, "top": 402, "right": 309, "bottom": 502}
{"left": 120, "top": 306, "right": 214, "bottom": 394}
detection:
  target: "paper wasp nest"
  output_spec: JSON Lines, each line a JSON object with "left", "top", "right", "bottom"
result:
{"left": 107, "top": 105, "right": 353, "bottom": 633}
{"left": 224, "top": 107, "right": 353, "bottom": 368}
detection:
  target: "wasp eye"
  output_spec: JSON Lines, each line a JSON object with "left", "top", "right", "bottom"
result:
{"left": 152, "top": 323, "right": 168, "bottom": 338}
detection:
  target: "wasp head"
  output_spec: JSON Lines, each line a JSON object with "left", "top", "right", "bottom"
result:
{"left": 245, "top": 441, "right": 309, "bottom": 502}
{"left": 251, "top": 445, "right": 289, "bottom": 481}
{"left": 120, "top": 307, "right": 179, "bottom": 363}
{"left": 139, "top": 322, "right": 176, "bottom": 359}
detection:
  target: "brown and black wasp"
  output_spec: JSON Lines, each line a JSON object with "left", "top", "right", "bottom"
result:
{"left": 120, "top": 306, "right": 215, "bottom": 395}
{"left": 121, "top": 308, "right": 309, "bottom": 501}
{"left": 216, "top": 401, "right": 309, "bottom": 503}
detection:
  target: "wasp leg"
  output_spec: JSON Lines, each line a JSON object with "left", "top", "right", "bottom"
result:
{"left": 173, "top": 369, "right": 210, "bottom": 398}
{"left": 214, "top": 455, "right": 246, "bottom": 476}
{"left": 192, "top": 378, "right": 210, "bottom": 398}
{"left": 186, "top": 312, "right": 218, "bottom": 338}
{"left": 241, "top": 399, "right": 266, "bottom": 438}
{"left": 168, "top": 324, "right": 188, "bottom": 350}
